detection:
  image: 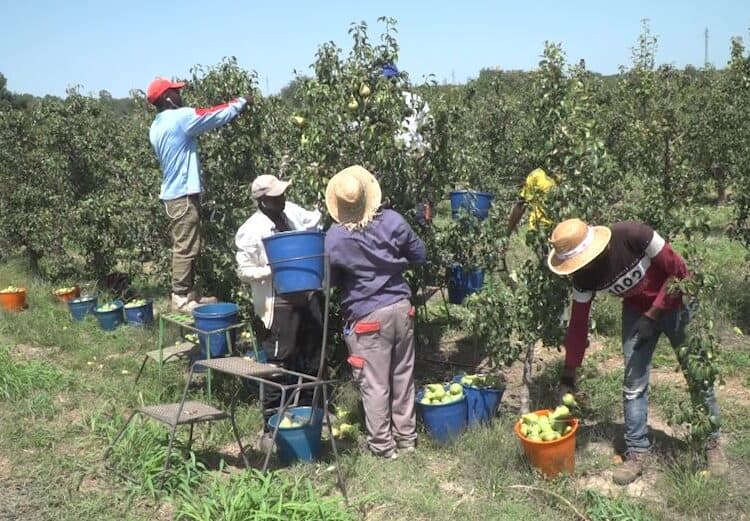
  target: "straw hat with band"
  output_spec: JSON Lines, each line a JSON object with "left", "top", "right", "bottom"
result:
{"left": 547, "top": 218, "right": 612, "bottom": 276}
{"left": 325, "top": 165, "right": 382, "bottom": 230}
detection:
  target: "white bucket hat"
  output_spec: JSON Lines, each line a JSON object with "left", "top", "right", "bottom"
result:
{"left": 251, "top": 174, "right": 291, "bottom": 200}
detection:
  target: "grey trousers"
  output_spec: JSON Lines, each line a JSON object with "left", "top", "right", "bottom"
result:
{"left": 164, "top": 195, "right": 201, "bottom": 295}
{"left": 345, "top": 299, "right": 417, "bottom": 456}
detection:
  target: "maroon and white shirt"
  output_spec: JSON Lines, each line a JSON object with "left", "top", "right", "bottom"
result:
{"left": 564, "top": 221, "right": 688, "bottom": 368}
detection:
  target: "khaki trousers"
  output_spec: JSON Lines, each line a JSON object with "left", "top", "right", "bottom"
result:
{"left": 164, "top": 195, "right": 201, "bottom": 295}
{"left": 344, "top": 299, "right": 416, "bottom": 455}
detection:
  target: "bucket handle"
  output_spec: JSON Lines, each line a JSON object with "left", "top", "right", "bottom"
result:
{"left": 267, "top": 252, "right": 327, "bottom": 265}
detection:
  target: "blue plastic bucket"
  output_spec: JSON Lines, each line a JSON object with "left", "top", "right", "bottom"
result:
{"left": 267, "top": 406, "right": 324, "bottom": 464}
{"left": 192, "top": 303, "right": 239, "bottom": 358}
{"left": 262, "top": 230, "right": 325, "bottom": 294}
{"left": 463, "top": 385, "right": 505, "bottom": 426}
{"left": 123, "top": 300, "right": 154, "bottom": 326}
{"left": 447, "top": 266, "right": 485, "bottom": 304}
{"left": 451, "top": 374, "right": 505, "bottom": 426}
{"left": 94, "top": 302, "right": 124, "bottom": 331}
{"left": 450, "top": 190, "right": 493, "bottom": 220}
{"left": 68, "top": 296, "right": 98, "bottom": 321}
{"left": 416, "top": 386, "right": 468, "bottom": 443}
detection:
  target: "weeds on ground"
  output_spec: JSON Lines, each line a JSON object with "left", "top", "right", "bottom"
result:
{"left": 659, "top": 460, "right": 729, "bottom": 517}
{"left": 0, "top": 344, "right": 71, "bottom": 400}
{"left": 585, "top": 490, "right": 661, "bottom": 521}
{"left": 174, "top": 469, "right": 354, "bottom": 521}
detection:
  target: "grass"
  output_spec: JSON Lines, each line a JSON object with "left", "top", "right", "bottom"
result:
{"left": 585, "top": 490, "right": 662, "bottom": 521}
{"left": 2, "top": 208, "right": 750, "bottom": 520}
{"left": 659, "top": 461, "right": 730, "bottom": 518}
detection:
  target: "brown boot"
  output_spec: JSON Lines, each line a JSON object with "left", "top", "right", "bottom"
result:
{"left": 705, "top": 437, "right": 729, "bottom": 477}
{"left": 171, "top": 293, "right": 200, "bottom": 314}
{"left": 612, "top": 451, "right": 650, "bottom": 485}
{"left": 188, "top": 291, "right": 218, "bottom": 306}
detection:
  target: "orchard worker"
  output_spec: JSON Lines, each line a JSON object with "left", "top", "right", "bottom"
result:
{"left": 147, "top": 77, "right": 251, "bottom": 313}
{"left": 382, "top": 63, "right": 434, "bottom": 226}
{"left": 324, "top": 165, "right": 427, "bottom": 459}
{"left": 507, "top": 167, "right": 556, "bottom": 234}
{"left": 547, "top": 218, "right": 726, "bottom": 485}
{"left": 381, "top": 64, "right": 431, "bottom": 156}
{"left": 235, "top": 174, "right": 323, "bottom": 447}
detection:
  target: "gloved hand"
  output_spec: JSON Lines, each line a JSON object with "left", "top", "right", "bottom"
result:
{"left": 632, "top": 315, "right": 658, "bottom": 350}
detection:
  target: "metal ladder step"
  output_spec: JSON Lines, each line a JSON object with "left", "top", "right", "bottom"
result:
{"left": 137, "top": 401, "right": 228, "bottom": 427}
{"left": 145, "top": 341, "right": 199, "bottom": 363}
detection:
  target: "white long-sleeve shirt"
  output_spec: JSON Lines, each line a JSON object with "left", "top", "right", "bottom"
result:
{"left": 395, "top": 91, "right": 431, "bottom": 153}
{"left": 235, "top": 202, "right": 321, "bottom": 327}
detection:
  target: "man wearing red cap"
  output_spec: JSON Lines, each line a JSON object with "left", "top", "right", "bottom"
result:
{"left": 147, "top": 77, "right": 251, "bottom": 312}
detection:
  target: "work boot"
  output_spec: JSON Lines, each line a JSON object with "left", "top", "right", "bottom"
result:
{"left": 396, "top": 439, "right": 416, "bottom": 455}
{"left": 188, "top": 291, "right": 218, "bottom": 306}
{"left": 612, "top": 450, "right": 650, "bottom": 485}
{"left": 371, "top": 448, "right": 398, "bottom": 461}
{"left": 171, "top": 293, "right": 200, "bottom": 313}
{"left": 705, "top": 437, "right": 729, "bottom": 477}
{"left": 259, "top": 431, "right": 275, "bottom": 453}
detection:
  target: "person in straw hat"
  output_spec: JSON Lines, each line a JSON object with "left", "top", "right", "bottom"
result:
{"left": 235, "top": 174, "right": 323, "bottom": 449}
{"left": 324, "top": 165, "right": 426, "bottom": 459}
{"left": 547, "top": 218, "right": 725, "bottom": 485}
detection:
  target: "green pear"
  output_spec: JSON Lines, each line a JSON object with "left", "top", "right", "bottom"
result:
{"left": 562, "top": 393, "right": 577, "bottom": 407}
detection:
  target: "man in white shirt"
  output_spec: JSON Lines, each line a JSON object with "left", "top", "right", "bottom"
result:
{"left": 382, "top": 64, "right": 431, "bottom": 156}
{"left": 235, "top": 175, "right": 323, "bottom": 440}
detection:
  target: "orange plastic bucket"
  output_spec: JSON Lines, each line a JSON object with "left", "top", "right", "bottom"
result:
{"left": 514, "top": 409, "right": 579, "bottom": 478}
{"left": 54, "top": 285, "right": 81, "bottom": 303}
{"left": 0, "top": 288, "right": 27, "bottom": 312}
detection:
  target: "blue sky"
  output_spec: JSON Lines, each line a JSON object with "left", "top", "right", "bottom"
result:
{"left": 2, "top": 1, "right": 749, "bottom": 98}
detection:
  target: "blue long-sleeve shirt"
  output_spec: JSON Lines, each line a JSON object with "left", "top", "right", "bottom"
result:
{"left": 149, "top": 97, "right": 247, "bottom": 200}
{"left": 325, "top": 209, "right": 427, "bottom": 321}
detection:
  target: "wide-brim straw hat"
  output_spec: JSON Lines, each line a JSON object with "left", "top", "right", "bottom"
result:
{"left": 547, "top": 218, "right": 612, "bottom": 275}
{"left": 325, "top": 165, "right": 382, "bottom": 228}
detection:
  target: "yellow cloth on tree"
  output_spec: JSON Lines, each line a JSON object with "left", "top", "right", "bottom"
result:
{"left": 520, "top": 168, "right": 556, "bottom": 229}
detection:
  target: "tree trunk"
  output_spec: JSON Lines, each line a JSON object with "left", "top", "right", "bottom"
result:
{"left": 712, "top": 164, "right": 727, "bottom": 204}
{"left": 520, "top": 341, "right": 536, "bottom": 414}
{"left": 662, "top": 133, "right": 672, "bottom": 199}
{"left": 25, "top": 246, "right": 42, "bottom": 277}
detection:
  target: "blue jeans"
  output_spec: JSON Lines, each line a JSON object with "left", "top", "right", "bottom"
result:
{"left": 621, "top": 304, "right": 720, "bottom": 453}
